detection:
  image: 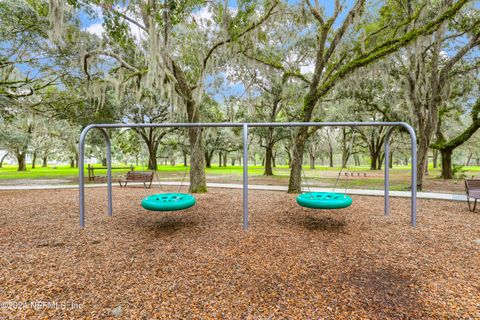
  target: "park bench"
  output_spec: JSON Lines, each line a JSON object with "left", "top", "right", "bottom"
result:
{"left": 87, "top": 164, "right": 134, "bottom": 181}
{"left": 119, "top": 171, "right": 154, "bottom": 189}
{"left": 464, "top": 179, "right": 480, "bottom": 212}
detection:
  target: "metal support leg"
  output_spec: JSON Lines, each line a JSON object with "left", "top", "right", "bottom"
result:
{"left": 100, "top": 129, "right": 113, "bottom": 217}
{"left": 79, "top": 129, "right": 87, "bottom": 228}
{"left": 401, "top": 123, "right": 418, "bottom": 227}
{"left": 78, "top": 126, "right": 112, "bottom": 228}
{"left": 243, "top": 123, "right": 249, "bottom": 230}
{"left": 384, "top": 129, "right": 392, "bottom": 216}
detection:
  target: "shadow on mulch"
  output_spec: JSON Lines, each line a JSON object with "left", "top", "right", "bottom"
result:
{"left": 341, "top": 267, "right": 426, "bottom": 318}
{"left": 278, "top": 213, "right": 347, "bottom": 232}
{"left": 134, "top": 216, "right": 200, "bottom": 236}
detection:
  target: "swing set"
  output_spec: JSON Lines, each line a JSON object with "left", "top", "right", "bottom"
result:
{"left": 78, "top": 122, "right": 418, "bottom": 228}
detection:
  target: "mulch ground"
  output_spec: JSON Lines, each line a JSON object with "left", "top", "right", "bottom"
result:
{"left": 0, "top": 187, "right": 479, "bottom": 319}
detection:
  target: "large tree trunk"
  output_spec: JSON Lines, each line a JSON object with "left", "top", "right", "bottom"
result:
{"left": 223, "top": 151, "right": 227, "bottom": 167}
{"left": 42, "top": 155, "right": 48, "bottom": 167}
{"left": 147, "top": 143, "right": 158, "bottom": 170}
{"left": 70, "top": 157, "right": 75, "bottom": 168}
{"left": 285, "top": 145, "right": 292, "bottom": 168}
{"left": 31, "top": 151, "right": 37, "bottom": 169}
{"left": 172, "top": 61, "right": 207, "bottom": 193}
{"left": 17, "top": 153, "right": 26, "bottom": 171}
{"left": 205, "top": 150, "right": 214, "bottom": 168}
{"left": 0, "top": 153, "right": 8, "bottom": 168}
{"left": 183, "top": 151, "right": 188, "bottom": 167}
{"left": 432, "top": 149, "right": 438, "bottom": 168}
{"left": 188, "top": 127, "right": 207, "bottom": 192}
{"left": 288, "top": 127, "right": 308, "bottom": 193}
{"left": 417, "top": 133, "right": 433, "bottom": 190}
{"left": 264, "top": 144, "right": 274, "bottom": 176}
{"left": 370, "top": 152, "right": 380, "bottom": 170}
{"left": 440, "top": 148, "right": 453, "bottom": 179}
{"left": 218, "top": 152, "right": 222, "bottom": 167}
{"left": 309, "top": 153, "right": 315, "bottom": 169}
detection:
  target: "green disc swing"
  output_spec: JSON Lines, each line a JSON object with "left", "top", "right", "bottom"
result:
{"left": 291, "top": 127, "right": 355, "bottom": 210}
{"left": 141, "top": 128, "right": 201, "bottom": 212}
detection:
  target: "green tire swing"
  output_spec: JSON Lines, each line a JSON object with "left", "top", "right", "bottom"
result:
{"left": 141, "top": 193, "right": 196, "bottom": 211}
{"left": 296, "top": 192, "right": 352, "bottom": 209}
{"left": 290, "top": 127, "right": 356, "bottom": 211}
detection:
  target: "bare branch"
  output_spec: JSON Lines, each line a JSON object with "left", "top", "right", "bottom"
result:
{"left": 305, "top": 0, "right": 324, "bottom": 26}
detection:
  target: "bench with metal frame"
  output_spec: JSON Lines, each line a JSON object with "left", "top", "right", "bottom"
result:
{"left": 118, "top": 171, "right": 154, "bottom": 189}
{"left": 464, "top": 179, "right": 480, "bottom": 212}
{"left": 87, "top": 164, "right": 134, "bottom": 181}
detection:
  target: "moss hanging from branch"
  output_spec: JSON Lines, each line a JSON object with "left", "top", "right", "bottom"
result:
{"left": 48, "top": 0, "right": 65, "bottom": 43}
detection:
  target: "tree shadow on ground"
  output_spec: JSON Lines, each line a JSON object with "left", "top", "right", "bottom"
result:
{"left": 339, "top": 267, "right": 427, "bottom": 318}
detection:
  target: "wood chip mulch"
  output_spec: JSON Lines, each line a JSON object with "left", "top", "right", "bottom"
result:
{"left": 0, "top": 187, "right": 479, "bottom": 319}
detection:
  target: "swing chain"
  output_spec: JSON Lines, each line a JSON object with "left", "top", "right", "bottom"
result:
{"left": 289, "top": 128, "right": 311, "bottom": 193}
{"left": 332, "top": 128, "right": 356, "bottom": 196}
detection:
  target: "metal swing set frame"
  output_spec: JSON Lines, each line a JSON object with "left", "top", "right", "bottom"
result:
{"left": 79, "top": 122, "right": 418, "bottom": 229}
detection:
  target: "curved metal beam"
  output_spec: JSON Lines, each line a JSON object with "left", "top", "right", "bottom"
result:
{"left": 384, "top": 123, "right": 417, "bottom": 226}
{"left": 79, "top": 125, "right": 112, "bottom": 228}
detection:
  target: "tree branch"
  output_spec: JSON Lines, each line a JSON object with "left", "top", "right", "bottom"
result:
{"left": 202, "top": 2, "right": 278, "bottom": 71}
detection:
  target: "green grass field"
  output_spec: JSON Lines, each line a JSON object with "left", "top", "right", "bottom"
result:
{"left": 0, "top": 163, "right": 403, "bottom": 179}
{"left": 0, "top": 163, "right": 472, "bottom": 192}
{"left": 0, "top": 162, "right": 458, "bottom": 179}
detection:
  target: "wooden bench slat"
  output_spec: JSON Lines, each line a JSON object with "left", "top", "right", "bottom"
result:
{"left": 119, "top": 171, "right": 154, "bottom": 189}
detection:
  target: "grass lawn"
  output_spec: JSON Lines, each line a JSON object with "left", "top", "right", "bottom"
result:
{"left": 0, "top": 163, "right": 399, "bottom": 180}
{"left": 0, "top": 163, "right": 473, "bottom": 193}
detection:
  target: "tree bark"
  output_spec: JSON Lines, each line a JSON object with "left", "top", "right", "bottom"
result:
{"left": 31, "top": 151, "right": 37, "bottom": 169}
{"left": 288, "top": 127, "right": 308, "bottom": 193}
{"left": 440, "top": 148, "right": 453, "bottom": 179}
{"left": 223, "top": 151, "right": 227, "bottom": 167}
{"left": 370, "top": 152, "right": 380, "bottom": 170}
{"left": 172, "top": 62, "right": 207, "bottom": 193}
{"left": 309, "top": 153, "right": 315, "bottom": 169}
{"left": 264, "top": 144, "right": 274, "bottom": 175}
{"left": 218, "top": 152, "right": 222, "bottom": 167}
{"left": 205, "top": 150, "right": 214, "bottom": 168}
{"left": 42, "top": 155, "right": 48, "bottom": 167}
{"left": 16, "top": 153, "right": 26, "bottom": 171}
{"left": 0, "top": 153, "right": 8, "bottom": 168}
{"left": 432, "top": 149, "right": 438, "bottom": 168}
{"left": 147, "top": 144, "right": 158, "bottom": 170}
